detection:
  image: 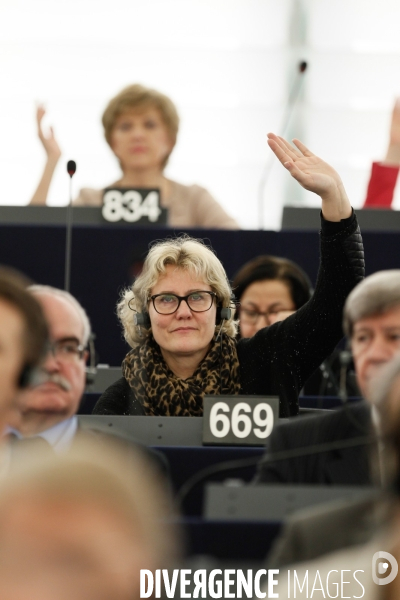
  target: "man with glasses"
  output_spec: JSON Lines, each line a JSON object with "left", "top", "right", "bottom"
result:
{"left": 6, "top": 284, "right": 170, "bottom": 492}
{"left": 7, "top": 286, "right": 91, "bottom": 450}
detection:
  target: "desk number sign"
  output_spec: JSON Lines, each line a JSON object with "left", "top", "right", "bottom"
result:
{"left": 202, "top": 395, "right": 279, "bottom": 446}
{"left": 102, "top": 188, "right": 167, "bottom": 224}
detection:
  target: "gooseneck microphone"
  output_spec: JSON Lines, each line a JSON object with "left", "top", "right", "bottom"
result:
{"left": 258, "top": 60, "right": 308, "bottom": 230}
{"left": 64, "top": 160, "right": 76, "bottom": 292}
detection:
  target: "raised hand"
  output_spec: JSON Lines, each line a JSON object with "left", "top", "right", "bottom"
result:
{"left": 267, "top": 133, "right": 352, "bottom": 222}
{"left": 29, "top": 105, "right": 62, "bottom": 205}
{"left": 36, "top": 105, "right": 61, "bottom": 162}
{"left": 385, "top": 98, "right": 400, "bottom": 164}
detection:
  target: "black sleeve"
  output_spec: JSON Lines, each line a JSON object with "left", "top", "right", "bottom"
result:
{"left": 253, "top": 416, "right": 323, "bottom": 484}
{"left": 92, "top": 377, "right": 144, "bottom": 415}
{"left": 238, "top": 210, "right": 364, "bottom": 417}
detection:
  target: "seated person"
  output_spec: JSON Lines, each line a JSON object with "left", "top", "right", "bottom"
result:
{"left": 0, "top": 437, "right": 180, "bottom": 600}
{"left": 232, "top": 255, "right": 359, "bottom": 396}
{"left": 6, "top": 285, "right": 167, "bottom": 477}
{"left": 29, "top": 84, "right": 239, "bottom": 229}
{"left": 255, "top": 269, "right": 400, "bottom": 485}
{"left": 92, "top": 133, "right": 363, "bottom": 418}
{"left": 266, "top": 353, "right": 400, "bottom": 570}
{"left": 364, "top": 97, "right": 400, "bottom": 208}
{"left": 269, "top": 355, "right": 400, "bottom": 599}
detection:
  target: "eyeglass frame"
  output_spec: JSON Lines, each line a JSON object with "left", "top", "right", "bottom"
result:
{"left": 48, "top": 337, "right": 86, "bottom": 361}
{"left": 149, "top": 291, "right": 217, "bottom": 315}
{"left": 239, "top": 306, "right": 294, "bottom": 325}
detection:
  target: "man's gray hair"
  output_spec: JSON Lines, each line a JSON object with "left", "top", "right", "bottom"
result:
{"left": 28, "top": 285, "right": 91, "bottom": 346}
{"left": 343, "top": 270, "right": 400, "bottom": 338}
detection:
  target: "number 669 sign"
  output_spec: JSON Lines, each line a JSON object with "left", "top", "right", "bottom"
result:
{"left": 202, "top": 396, "right": 279, "bottom": 446}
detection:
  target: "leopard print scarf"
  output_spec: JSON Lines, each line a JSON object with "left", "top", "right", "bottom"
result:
{"left": 122, "top": 334, "right": 241, "bottom": 416}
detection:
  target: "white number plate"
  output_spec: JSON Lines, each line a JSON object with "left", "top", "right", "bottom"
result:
{"left": 102, "top": 189, "right": 163, "bottom": 223}
{"left": 203, "top": 396, "right": 279, "bottom": 446}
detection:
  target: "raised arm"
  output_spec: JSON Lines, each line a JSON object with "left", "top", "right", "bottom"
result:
{"left": 364, "top": 99, "right": 400, "bottom": 208}
{"left": 384, "top": 98, "right": 400, "bottom": 165}
{"left": 267, "top": 133, "right": 352, "bottom": 221}
{"left": 238, "top": 135, "right": 363, "bottom": 417}
{"left": 29, "top": 106, "right": 62, "bottom": 206}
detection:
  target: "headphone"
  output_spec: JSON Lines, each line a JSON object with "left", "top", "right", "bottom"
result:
{"left": 18, "top": 364, "right": 40, "bottom": 389}
{"left": 133, "top": 295, "right": 235, "bottom": 328}
{"left": 85, "top": 334, "right": 97, "bottom": 386}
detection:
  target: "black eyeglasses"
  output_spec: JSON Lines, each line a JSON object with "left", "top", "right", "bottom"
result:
{"left": 150, "top": 291, "right": 216, "bottom": 315}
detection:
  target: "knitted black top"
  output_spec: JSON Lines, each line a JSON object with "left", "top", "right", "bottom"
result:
{"left": 93, "top": 212, "right": 364, "bottom": 418}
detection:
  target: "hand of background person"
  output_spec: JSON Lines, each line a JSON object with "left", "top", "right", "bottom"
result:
{"left": 385, "top": 98, "right": 400, "bottom": 165}
{"left": 29, "top": 106, "right": 62, "bottom": 205}
{"left": 267, "top": 133, "right": 352, "bottom": 222}
{"left": 36, "top": 105, "right": 61, "bottom": 163}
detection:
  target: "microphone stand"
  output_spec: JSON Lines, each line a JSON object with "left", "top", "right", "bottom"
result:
{"left": 257, "top": 60, "right": 308, "bottom": 230}
{"left": 64, "top": 160, "right": 76, "bottom": 292}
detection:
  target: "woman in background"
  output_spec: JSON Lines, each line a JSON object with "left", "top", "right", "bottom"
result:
{"left": 30, "top": 84, "right": 239, "bottom": 229}
{"left": 232, "top": 255, "right": 360, "bottom": 397}
{"left": 232, "top": 255, "right": 311, "bottom": 338}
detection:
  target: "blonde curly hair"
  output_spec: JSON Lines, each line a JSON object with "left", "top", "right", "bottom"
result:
{"left": 118, "top": 235, "right": 237, "bottom": 347}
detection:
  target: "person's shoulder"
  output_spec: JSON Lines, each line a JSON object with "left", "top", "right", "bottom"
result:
{"left": 101, "top": 376, "right": 131, "bottom": 398}
{"left": 74, "top": 425, "right": 170, "bottom": 478}
{"left": 73, "top": 187, "right": 103, "bottom": 206}
{"left": 92, "top": 376, "right": 136, "bottom": 415}
{"left": 271, "top": 402, "right": 369, "bottom": 445}
{"left": 168, "top": 179, "right": 212, "bottom": 200}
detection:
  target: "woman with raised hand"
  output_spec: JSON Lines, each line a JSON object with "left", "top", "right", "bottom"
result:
{"left": 29, "top": 85, "right": 239, "bottom": 229}
{"left": 93, "top": 134, "right": 364, "bottom": 418}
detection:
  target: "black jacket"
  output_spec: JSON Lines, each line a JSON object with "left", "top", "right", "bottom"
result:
{"left": 254, "top": 401, "right": 373, "bottom": 485}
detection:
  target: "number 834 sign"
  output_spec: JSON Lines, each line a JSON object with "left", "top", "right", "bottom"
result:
{"left": 202, "top": 396, "right": 279, "bottom": 446}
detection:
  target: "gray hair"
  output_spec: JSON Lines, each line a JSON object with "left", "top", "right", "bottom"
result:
{"left": 118, "top": 235, "right": 237, "bottom": 347}
{"left": 343, "top": 270, "right": 400, "bottom": 338}
{"left": 28, "top": 285, "right": 91, "bottom": 346}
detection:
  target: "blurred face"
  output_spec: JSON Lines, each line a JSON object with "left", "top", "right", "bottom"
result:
{"left": 239, "top": 279, "right": 296, "bottom": 338}
{"left": 11, "top": 294, "right": 87, "bottom": 433}
{"left": 110, "top": 108, "right": 173, "bottom": 173}
{"left": 148, "top": 266, "right": 217, "bottom": 371}
{"left": 0, "top": 299, "right": 24, "bottom": 427}
{"left": 351, "top": 305, "right": 400, "bottom": 399}
{"left": 0, "top": 497, "right": 149, "bottom": 600}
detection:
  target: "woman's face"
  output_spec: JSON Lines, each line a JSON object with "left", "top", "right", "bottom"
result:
{"left": 239, "top": 279, "right": 296, "bottom": 338}
{"left": 148, "top": 265, "right": 217, "bottom": 369}
{"left": 110, "top": 108, "right": 174, "bottom": 173}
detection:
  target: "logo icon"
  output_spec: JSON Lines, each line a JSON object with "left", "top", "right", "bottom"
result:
{"left": 372, "top": 551, "right": 398, "bottom": 585}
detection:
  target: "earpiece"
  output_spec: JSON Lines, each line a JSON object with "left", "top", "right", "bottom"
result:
{"left": 18, "top": 364, "right": 38, "bottom": 389}
{"left": 216, "top": 293, "right": 236, "bottom": 325}
{"left": 85, "top": 334, "right": 97, "bottom": 386}
{"left": 134, "top": 311, "right": 151, "bottom": 328}
{"left": 216, "top": 306, "right": 232, "bottom": 325}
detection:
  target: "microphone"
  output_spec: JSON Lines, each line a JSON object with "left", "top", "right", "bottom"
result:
{"left": 64, "top": 160, "right": 76, "bottom": 292}
{"left": 67, "top": 160, "right": 76, "bottom": 177}
{"left": 258, "top": 60, "right": 308, "bottom": 230}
